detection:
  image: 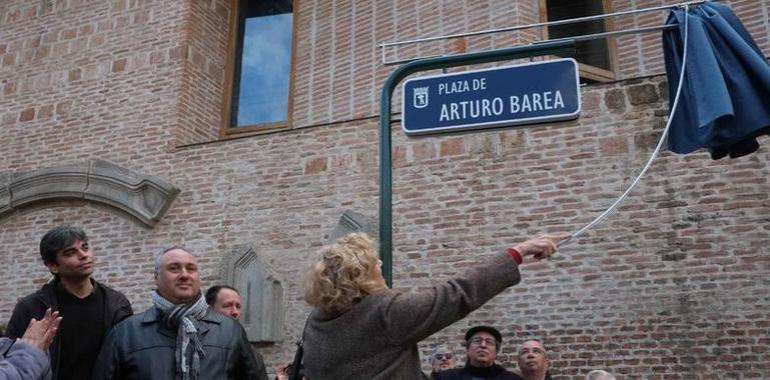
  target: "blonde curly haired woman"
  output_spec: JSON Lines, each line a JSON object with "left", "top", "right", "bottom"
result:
{"left": 301, "top": 232, "right": 562, "bottom": 380}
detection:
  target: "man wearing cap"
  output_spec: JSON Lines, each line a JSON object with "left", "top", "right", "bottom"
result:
{"left": 427, "top": 344, "right": 456, "bottom": 379}
{"left": 436, "top": 326, "right": 520, "bottom": 380}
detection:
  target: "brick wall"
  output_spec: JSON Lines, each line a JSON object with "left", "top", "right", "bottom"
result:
{"left": 1, "top": 0, "right": 769, "bottom": 378}
{"left": 0, "top": 0, "right": 186, "bottom": 172}
{"left": 399, "top": 77, "right": 770, "bottom": 378}
{"left": 292, "top": 0, "right": 770, "bottom": 128}
{"left": 613, "top": 0, "right": 770, "bottom": 79}
{"left": 175, "top": 0, "right": 229, "bottom": 145}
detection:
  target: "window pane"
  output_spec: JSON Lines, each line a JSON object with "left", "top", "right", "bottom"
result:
{"left": 232, "top": 4, "right": 293, "bottom": 128}
{"left": 546, "top": 0, "right": 611, "bottom": 71}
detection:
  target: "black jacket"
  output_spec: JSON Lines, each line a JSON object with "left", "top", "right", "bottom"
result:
{"left": 91, "top": 306, "right": 268, "bottom": 380}
{"left": 436, "top": 363, "right": 523, "bottom": 380}
{"left": 5, "top": 277, "right": 133, "bottom": 380}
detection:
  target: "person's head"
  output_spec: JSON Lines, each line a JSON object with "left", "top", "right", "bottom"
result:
{"left": 205, "top": 285, "right": 242, "bottom": 319}
{"left": 430, "top": 344, "right": 455, "bottom": 373}
{"left": 39, "top": 225, "right": 94, "bottom": 279}
{"left": 303, "top": 233, "right": 388, "bottom": 316}
{"left": 517, "top": 339, "right": 550, "bottom": 378}
{"left": 586, "top": 369, "right": 616, "bottom": 380}
{"left": 155, "top": 247, "right": 200, "bottom": 304}
{"left": 465, "top": 326, "right": 502, "bottom": 367}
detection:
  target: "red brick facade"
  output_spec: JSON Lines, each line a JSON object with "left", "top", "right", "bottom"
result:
{"left": 1, "top": 0, "right": 769, "bottom": 378}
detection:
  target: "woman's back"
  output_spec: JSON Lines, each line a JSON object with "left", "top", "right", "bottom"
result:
{"left": 303, "top": 252, "right": 522, "bottom": 380}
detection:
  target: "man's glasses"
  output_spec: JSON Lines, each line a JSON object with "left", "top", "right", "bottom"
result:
{"left": 433, "top": 353, "right": 453, "bottom": 360}
{"left": 469, "top": 337, "right": 497, "bottom": 347}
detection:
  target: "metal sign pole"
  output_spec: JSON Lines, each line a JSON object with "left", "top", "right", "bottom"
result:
{"left": 378, "top": 40, "right": 575, "bottom": 286}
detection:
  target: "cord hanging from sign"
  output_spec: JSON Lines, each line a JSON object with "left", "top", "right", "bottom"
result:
{"left": 557, "top": 4, "right": 691, "bottom": 247}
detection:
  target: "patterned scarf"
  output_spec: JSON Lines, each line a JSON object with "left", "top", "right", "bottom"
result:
{"left": 152, "top": 291, "right": 209, "bottom": 380}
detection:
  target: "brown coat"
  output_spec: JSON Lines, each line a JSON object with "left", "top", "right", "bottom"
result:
{"left": 302, "top": 252, "right": 521, "bottom": 380}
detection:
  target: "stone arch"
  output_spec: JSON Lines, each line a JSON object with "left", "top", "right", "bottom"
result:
{"left": 0, "top": 159, "right": 179, "bottom": 228}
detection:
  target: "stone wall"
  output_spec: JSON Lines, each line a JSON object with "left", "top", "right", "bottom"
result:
{"left": 1, "top": 0, "right": 769, "bottom": 378}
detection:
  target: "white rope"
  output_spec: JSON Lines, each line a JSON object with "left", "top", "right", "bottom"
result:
{"left": 558, "top": 4, "right": 691, "bottom": 247}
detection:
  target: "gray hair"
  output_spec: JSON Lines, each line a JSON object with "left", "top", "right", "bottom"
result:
{"left": 586, "top": 370, "right": 616, "bottom": 380}
{"left": 154, "top": 246, "right": 193, "bottom": 278}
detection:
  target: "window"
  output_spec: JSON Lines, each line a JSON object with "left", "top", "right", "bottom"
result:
{"left": 222, "top": 0, "right": 294, "bottom": 135}
{"left": 541, "top": 0, "right": 616, "bottom": 82}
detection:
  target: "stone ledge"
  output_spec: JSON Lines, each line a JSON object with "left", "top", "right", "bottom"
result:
{"left": 0, "top": 159, "right": 179, "bottom": 228}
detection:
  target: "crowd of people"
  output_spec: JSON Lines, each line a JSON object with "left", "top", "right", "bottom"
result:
{"left": 3, "top": 226, "right": 266, "bottom": 380}
{"left": 300, "top": 232, "right": 614, "bottom": 380}
{"left": 0, "top": 226, "right": 615, "bottom": 379}
{"left": 425, "top": 326, "right": 616, "bottom": 380}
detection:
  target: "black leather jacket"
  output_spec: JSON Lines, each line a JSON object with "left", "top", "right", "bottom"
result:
{"left": 436, "top": 363, "right": 523, "bottom": 380}
{"left": 91, "top": 307, "right": 268, "bottom": 380}
{"left": 5, "top": 278, "right": 133, "bottom": 380}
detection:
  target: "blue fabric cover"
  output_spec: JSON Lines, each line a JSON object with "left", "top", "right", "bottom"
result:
{"left": 662, "top": 2, "right": 770, "bottom": 159}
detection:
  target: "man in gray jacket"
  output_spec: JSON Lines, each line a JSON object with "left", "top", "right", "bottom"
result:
{"left": 91, "top": 247, "right": 267, "bottom": 380}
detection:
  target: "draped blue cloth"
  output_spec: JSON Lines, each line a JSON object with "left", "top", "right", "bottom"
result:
{"left": 662, "top": 2, "right": 770, "bottom": 159}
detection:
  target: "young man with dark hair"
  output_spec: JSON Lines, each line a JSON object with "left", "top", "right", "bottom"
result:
{"left": 5, "top": 225, "right": 133, "bottom": 380}
{"left": 205, "top": 285, "right": 242, "bottom": 320}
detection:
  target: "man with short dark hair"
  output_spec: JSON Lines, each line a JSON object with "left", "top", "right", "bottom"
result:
{"left": 92, "top": 247, "right": 268, "bottom": 380}
{"left": 5, "top": 225, "right": 133, "bottom": 380}
{"left": 205, "top": 285, "right": 242, "bottom": 320}
{"left": 436, "top": 326, "right": 520, "bottom": 380}
{"left": 516, "top": 339, "right": 553, "bottom": 380}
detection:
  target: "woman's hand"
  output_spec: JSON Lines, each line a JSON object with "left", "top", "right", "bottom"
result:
{"left": 511, "top": 234, "right": 568, "bottom": 263}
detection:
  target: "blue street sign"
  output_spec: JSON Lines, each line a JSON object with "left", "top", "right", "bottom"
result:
{"left": 401, "top": 58, "right": 581, "bottom": 135}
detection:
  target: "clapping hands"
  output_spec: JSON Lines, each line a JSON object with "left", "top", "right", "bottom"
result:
{"left": 19, "top": 308, "right": 61, "bottom": 352}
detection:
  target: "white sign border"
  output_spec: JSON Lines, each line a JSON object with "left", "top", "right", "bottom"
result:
{"left": 400, "top": 58, "right": 582, "bottom": 135}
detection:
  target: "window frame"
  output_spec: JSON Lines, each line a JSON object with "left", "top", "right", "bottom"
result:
{"left": 539, "top": 0, "right": 618, "bottom": 83}
{"left": 220, "top": 0, "right": 298, "bottom": 138}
